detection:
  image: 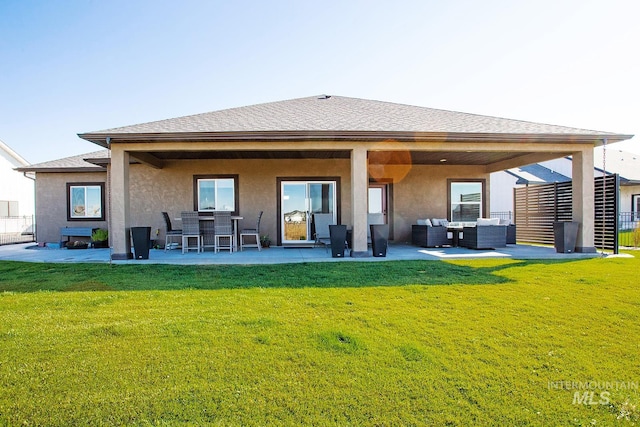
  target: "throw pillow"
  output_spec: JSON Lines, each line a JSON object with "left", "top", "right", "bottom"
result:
{"left": 476, "top": 218, "right": 491, "bottom": 226}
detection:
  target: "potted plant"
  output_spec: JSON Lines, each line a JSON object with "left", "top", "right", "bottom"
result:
{"left": 91, "top": 228, "right": 109, "bottom": 248}
{"left": 260, "top": 235, "right": 271, "bottom": 248}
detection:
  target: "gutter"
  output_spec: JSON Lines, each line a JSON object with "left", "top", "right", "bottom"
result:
{"left": 77, "top": 131, "right": 635, "bottom": 146}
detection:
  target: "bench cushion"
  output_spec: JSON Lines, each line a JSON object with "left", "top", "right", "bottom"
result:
{"left": 60, "top": 227, "right": 94, "bottom": 237}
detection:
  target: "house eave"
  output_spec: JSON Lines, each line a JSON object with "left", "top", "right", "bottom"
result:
{"left": 14, "top": 167, "right": 106, "bottom": 173}
{"left": 78, "top": 130, "right": 634, "bottom": 146}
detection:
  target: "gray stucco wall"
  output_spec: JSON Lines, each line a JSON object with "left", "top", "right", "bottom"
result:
{"left": 34, "top": 159, "right": 488, "bottom": 245}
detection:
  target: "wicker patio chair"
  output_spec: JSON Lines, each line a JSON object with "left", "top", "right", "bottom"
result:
{"left": 180, "top": 211, "right": 202, "bottom": 254}
{"left": 162, "top": 212, "right": 182, "bottom": 251}
{"left": 214, "top": 211, "right": 234, "bottom": 253}
{"left": 240, "top": 211, "right": 262, "bottom": 251}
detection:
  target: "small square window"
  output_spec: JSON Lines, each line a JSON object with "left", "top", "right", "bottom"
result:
{"left": 67, "top": 183, "right": 105, "bottom": 221}
{"left": 193, "top": 175, "right": 238, "bottom": 214}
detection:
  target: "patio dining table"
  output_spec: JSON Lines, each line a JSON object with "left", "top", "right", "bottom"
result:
{"left": 175, "top": 215, "right": 243, "bottom": 252}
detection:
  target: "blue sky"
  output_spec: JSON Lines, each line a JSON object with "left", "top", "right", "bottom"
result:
{"left": 1, "top": 0, "right": 638, "bottom": 164}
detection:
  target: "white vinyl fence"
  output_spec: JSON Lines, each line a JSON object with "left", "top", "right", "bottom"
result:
{"left": 0, "top": 216, "right": 35, "bottom": 245}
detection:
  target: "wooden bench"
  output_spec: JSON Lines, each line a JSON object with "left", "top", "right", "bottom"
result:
{"left": 60, "top": 227, "right": 96, "bottom": 247}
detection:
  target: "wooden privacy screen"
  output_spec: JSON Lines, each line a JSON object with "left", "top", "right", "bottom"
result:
{"left": 514, "top": 174, "right": 619, "bottom": 253}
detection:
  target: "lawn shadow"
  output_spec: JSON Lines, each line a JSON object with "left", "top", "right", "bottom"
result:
{"left": 452, "top": 257, "right": 590, "bottom": 275}
{"left": 0, "top": 258, "right": 596, "bottom": 293}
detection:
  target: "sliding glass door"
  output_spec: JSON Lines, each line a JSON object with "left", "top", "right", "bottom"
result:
{"left": 281, "top": 181, "right": 336, "bottom": 243}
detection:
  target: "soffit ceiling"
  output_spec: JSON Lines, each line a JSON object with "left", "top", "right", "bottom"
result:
{"left": 142, "top": 149, "right": 567, "bottom": 165}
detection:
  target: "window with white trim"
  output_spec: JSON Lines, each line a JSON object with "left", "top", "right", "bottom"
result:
{"left": 0, "top": 201, "right": 19, "bottom": 217}
{"left": 194, "top": 176, "right": 237, "bottom": 213}
{"left": 449, "top": 181, "right": 484, "bottom": 221}
{"left": 67, "top": 183, "right": 105, "bottom": 221}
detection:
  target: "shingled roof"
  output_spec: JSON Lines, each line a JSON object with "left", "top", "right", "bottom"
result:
{"left": 15, "top": 150, "right": 109, "bottom": 172}
{"left": 79, "top": 95, "right": 632, "bottom": 146}
{"left": 505, "top": 163, "right": 571, "bottom": 185}
{"left": 594, "top": 148, "right": 640, "bottom": 184}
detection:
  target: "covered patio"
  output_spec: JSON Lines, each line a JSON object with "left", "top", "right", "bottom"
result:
{"left": 0, "top": 242, "right": 615, "bottom": 265}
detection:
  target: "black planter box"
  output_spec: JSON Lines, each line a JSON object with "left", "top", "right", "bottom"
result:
{"left": 553, "top": 221, "right": 579, "bottom": 253}
{"left": 329, "top": 225, "right": 347, "bottom": 258}
{"left": 93, "top": 240, "right": 109, "bottom": 249}
{"left": 370, "top": 224, "right": 389, "bottom": 257}
{"left": 131, "top": 226, "right": 151, "bottom": 259}
{"left": 506, "top": 224, "right": 516, "bottom": 245}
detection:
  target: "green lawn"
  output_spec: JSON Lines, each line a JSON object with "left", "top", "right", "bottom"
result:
{"left": 0, "top": 257, "right": 639, "bottom": 426}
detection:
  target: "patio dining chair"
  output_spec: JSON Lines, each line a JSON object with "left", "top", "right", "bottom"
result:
{"left": 162, "top": 212, "right": 182, "bottom": 251}
{"left": 180, "top": 211, "right": 202, "bottom": 254}
{"left": 214, "top": 211, "right": 234, "bottom": 253}
{"left": 200, "top": 219, "right": 216, "bottom": 252}
{"left": 240, "top": 210, "right": 262, "bottom": 251}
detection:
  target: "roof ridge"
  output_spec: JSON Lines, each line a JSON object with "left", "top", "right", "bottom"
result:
{"left": 90, "top": 95, "right": 329, "bottom": 134}
{"left": 78, "top": 95, "right": 633, "bottom": 146}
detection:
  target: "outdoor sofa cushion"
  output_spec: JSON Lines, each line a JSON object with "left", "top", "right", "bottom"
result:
{"left": 476, "top": 218, "right": 501, "bottom": 226}
{"left": 431, "top": 218, "right": 449, "bottom": 227}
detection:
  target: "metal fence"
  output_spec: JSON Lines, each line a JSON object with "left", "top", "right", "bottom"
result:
{"left": 0, "top": 216, "right": 35, "bottom": 245}
{"left": 489, "top": 211, "right": 513, "bottom": 222}
{"left": 619, "top": 212, "right": 640, "bottom": 248}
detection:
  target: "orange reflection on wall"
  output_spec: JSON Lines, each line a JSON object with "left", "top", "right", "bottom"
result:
{"left": 368, "top": 140, "right": 413, "bottom": 183}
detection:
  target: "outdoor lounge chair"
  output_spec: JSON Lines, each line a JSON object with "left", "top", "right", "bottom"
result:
{"left": 313, "top": 213, "right": 334, "bottom": 250}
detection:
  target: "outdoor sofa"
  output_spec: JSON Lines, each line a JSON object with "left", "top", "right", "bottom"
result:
{"left": 411, "top": 218, "right": 451, "bottom": 247}
{"left": 459, "top": 218, "right": 508, "bottom": 249}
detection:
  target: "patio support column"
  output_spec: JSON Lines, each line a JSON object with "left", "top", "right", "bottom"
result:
{"left": 351, "top": 147, "right": 369, "bottom": 257}
{"left": 572, "top": 147, "right": 596, "bottom": 253}
{"left": 110, "top": 146, "right": 133, "bottom": 260}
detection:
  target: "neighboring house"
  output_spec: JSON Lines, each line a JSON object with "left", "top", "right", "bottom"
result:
{"left": 0, "top": 139, "right": 35, "bottom": 242}
{"left": 490, "top": 163, "right": 571, "bottom": 215}
{"left": 0, "top": 139, "right": 35, "bottom": 218}
{"left": 490, "top": 148, "right": 640, "bottom": 218}
{"left": 593, "top": 148, "right": 640, "bottom": 218}
{"left": 17, "top": 95, "right": 633, "bottom": 258}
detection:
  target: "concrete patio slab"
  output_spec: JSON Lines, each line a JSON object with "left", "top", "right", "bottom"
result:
{"left": 0, "top": 242, "right": 622, "bottom": 265}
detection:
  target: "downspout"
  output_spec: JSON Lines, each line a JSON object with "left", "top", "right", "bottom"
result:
{"left": 23, "top": 172, "right": 36, "bottom": 242}
{"left": 106, "top": 137, "right": 112, "bottom": 265}
{"left": 601, "top": 138, "right": 608, "bottom": 256}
